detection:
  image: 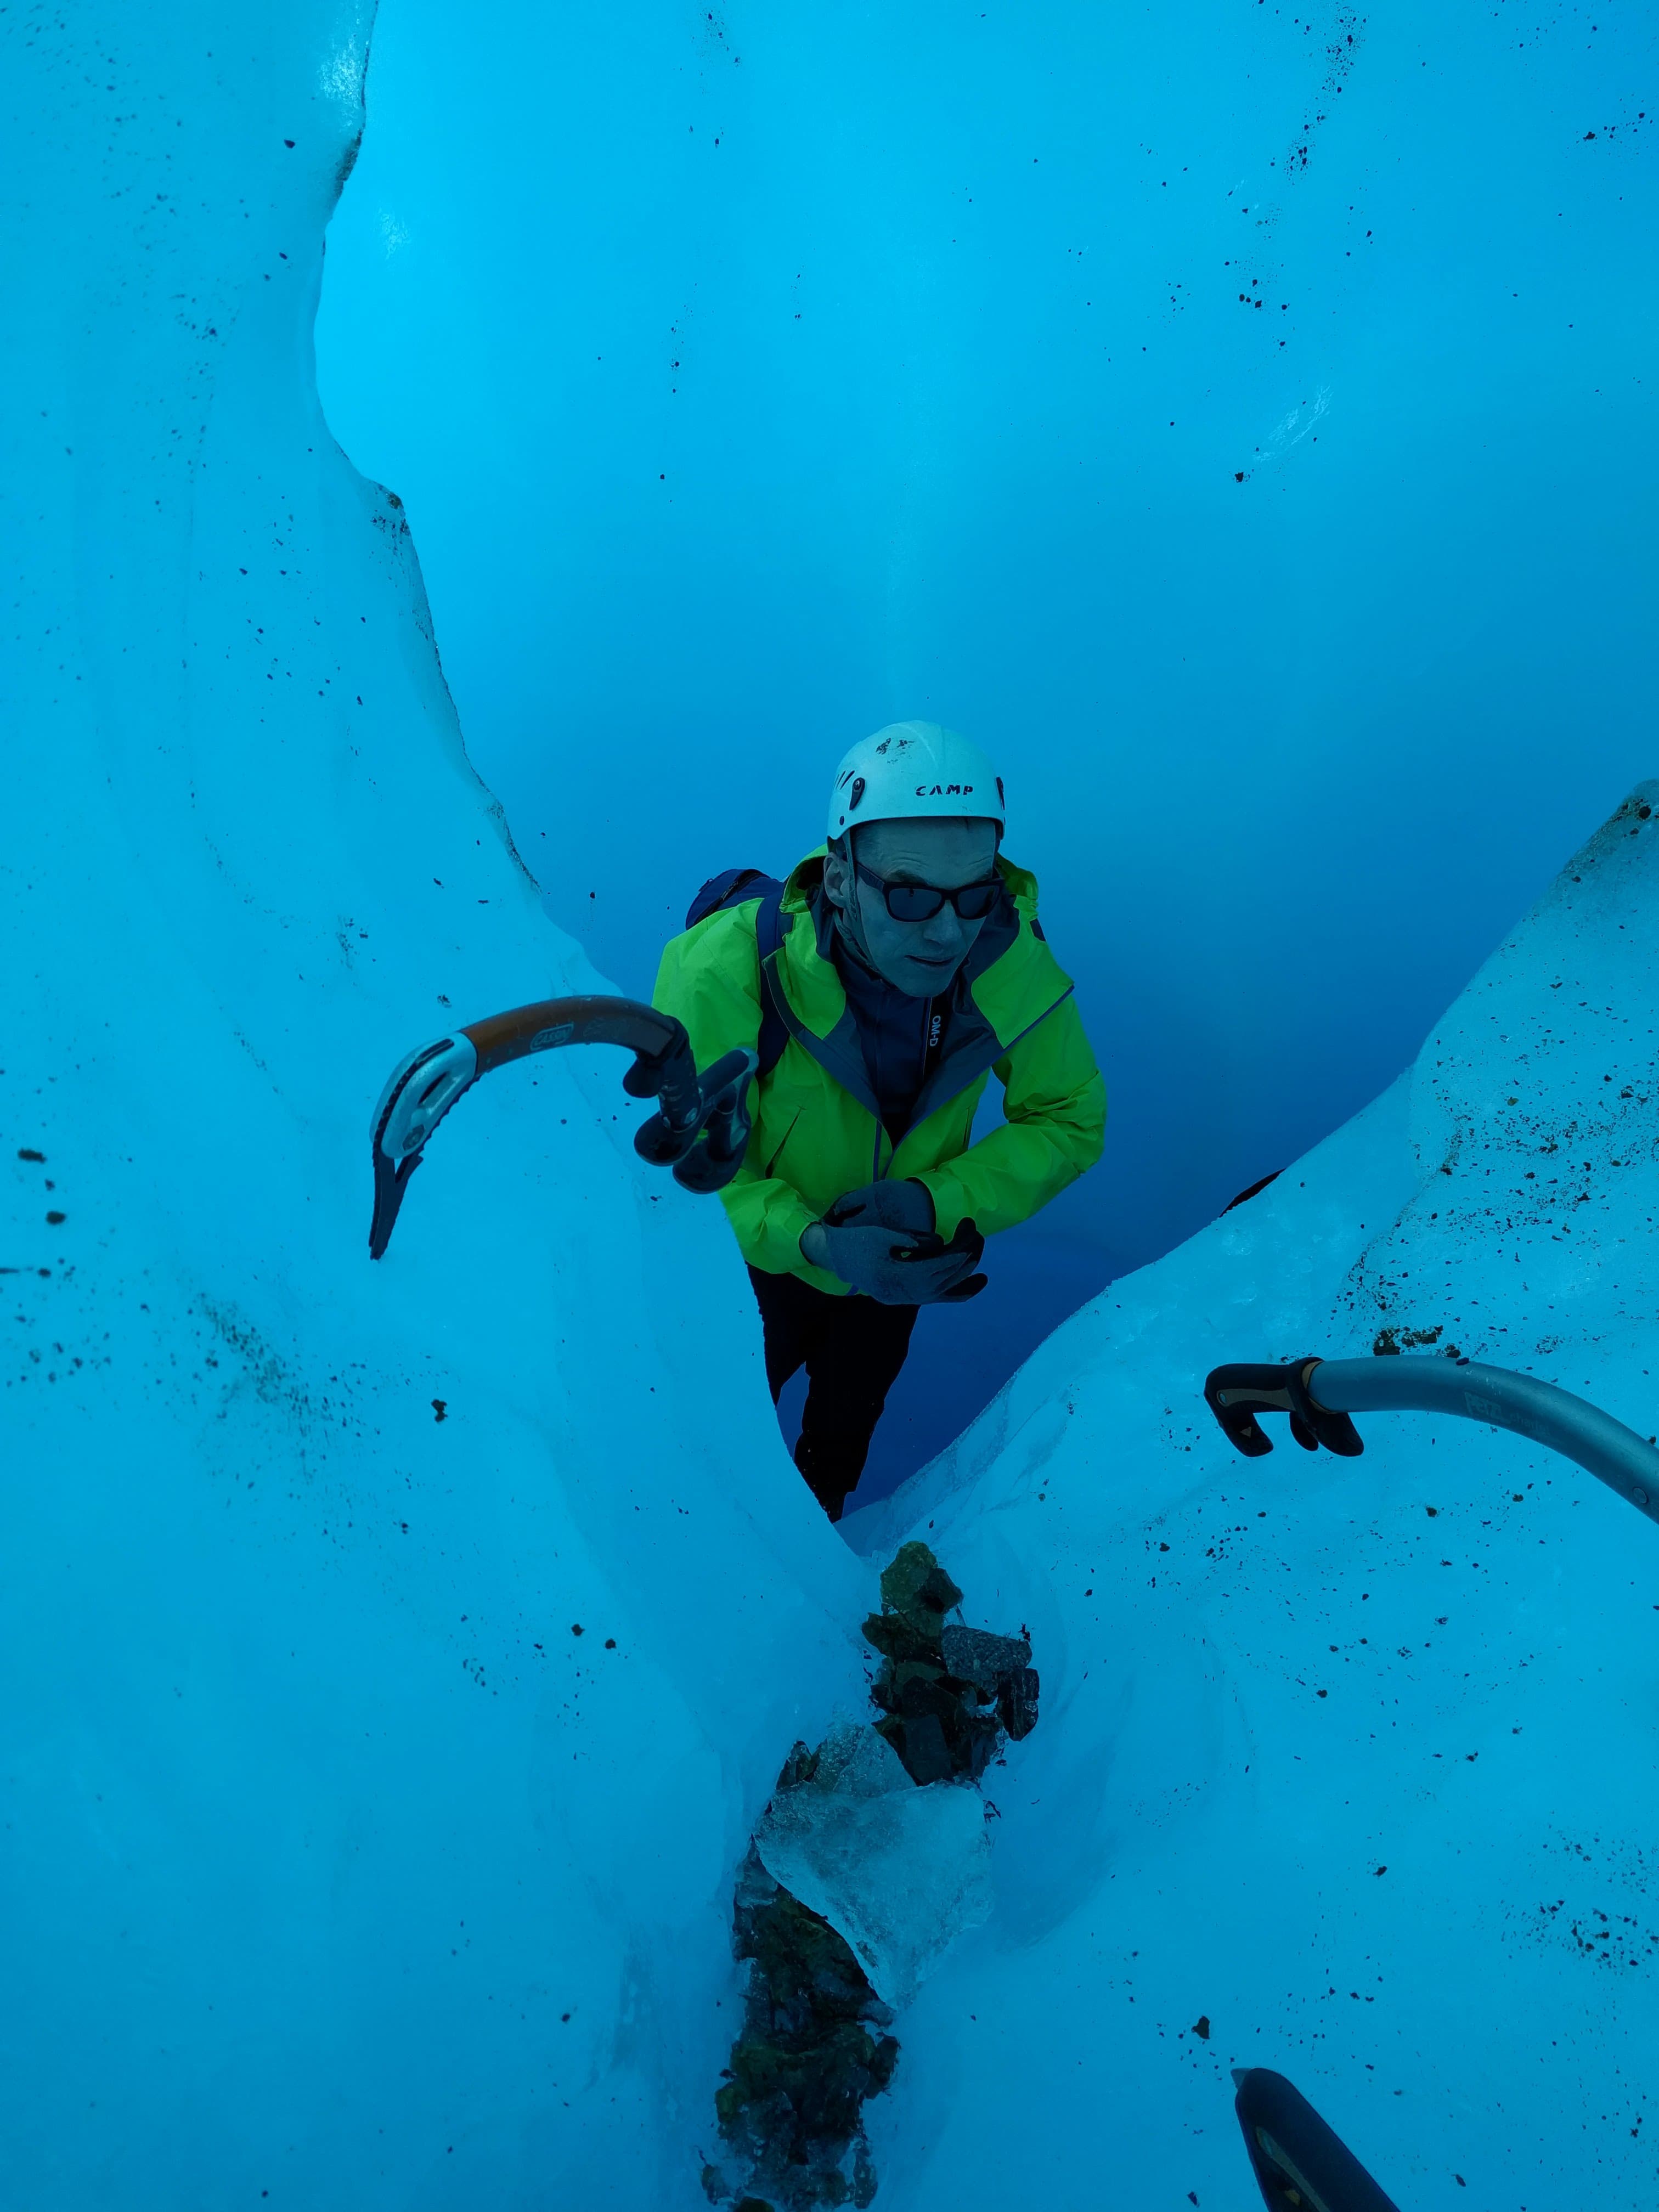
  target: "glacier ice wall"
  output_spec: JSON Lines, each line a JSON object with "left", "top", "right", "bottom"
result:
{"left": 1, "top": 8, "right": 871, "bottom": 2206}
{"left": 844, "top": 785, "right": 1659, "bottom": 2208}
{"left": 9, "top": 5, "right": 1659, "bottom": 2208}
{"left": 317, "top": 0, "right": 1658, "bottom": 1484}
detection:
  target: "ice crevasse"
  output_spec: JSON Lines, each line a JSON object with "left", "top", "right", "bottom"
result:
{"left": 6, "top": 8, "right": 1659, "bottom": 2212}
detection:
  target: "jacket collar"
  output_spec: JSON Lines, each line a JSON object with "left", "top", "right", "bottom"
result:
{"left": 768, "top": 846, "right": 1073, "bottom": 1145}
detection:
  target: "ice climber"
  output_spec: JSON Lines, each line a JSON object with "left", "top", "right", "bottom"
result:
{"left": 653, "top": 722, "right": 1105, "bottom": 1520}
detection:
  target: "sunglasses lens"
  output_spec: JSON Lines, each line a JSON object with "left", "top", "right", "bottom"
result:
{"left": 886, "top": 884, "right": 945, "bottom": 921}
{"left": 955, "top": 883, "right": 1000, "bottom": 919}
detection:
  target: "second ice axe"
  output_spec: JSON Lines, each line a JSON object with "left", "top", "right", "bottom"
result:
{"left": 368, "top": 994, "right": 756, "bottom": 1260}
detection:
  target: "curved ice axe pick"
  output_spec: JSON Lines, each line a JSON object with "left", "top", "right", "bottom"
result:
{"left": 1204, "top": 1355, "right": 1659, "bottom": 1529}
{"left": 368, "top": 994, "right": 757, "bottom": 1260}
{"left": 1232, "top": 2068, "right": 1401, "bottom": 2212}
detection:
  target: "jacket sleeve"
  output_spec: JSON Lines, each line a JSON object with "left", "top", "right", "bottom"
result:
{"left": 913, "top": 995, "right": 1105, "bottom": 1242}
{"left": 652, "top": 914, "right": 823, "bottom": 1279}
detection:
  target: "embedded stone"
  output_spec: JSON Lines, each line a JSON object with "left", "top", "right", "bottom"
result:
{"left": 998, "top": 1666, "right": 1041, "bottom": 1741}
{"left": 894, "top": 1711, "right": 953, "bottom": 1785}
{"left": 940, "top": 1624, "right": 1031, "bottom": 1696}
{"left": 879, "top": 1542, "right": 962, "bottom": 1634}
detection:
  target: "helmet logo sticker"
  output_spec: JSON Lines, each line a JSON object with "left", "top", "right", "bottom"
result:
{"left": 916, "top": 782, "right": 973, "bottom": 797}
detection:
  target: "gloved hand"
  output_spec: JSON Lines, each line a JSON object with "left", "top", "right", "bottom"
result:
{"left": 800, "top": 1211, "right": 986, "bottom": 1305}
{"left": 890, "top": 1218, "right": 986, "bottom": 1304}
{"left": 822, "top": 1179, "right": 936, "bottom": 1235}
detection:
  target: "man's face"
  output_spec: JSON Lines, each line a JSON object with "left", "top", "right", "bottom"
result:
{"left": 823, "top": 815, "right": 1001, "bottom": 998}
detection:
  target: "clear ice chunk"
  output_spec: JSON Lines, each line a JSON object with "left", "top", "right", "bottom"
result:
{"left": 754, "top": 1721, "right": 994, "bottom": 2009}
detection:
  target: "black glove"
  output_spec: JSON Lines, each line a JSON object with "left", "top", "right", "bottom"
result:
{"left": 822, "top": 1179, "right": 936, "bottom": 1235}
{"left": 802, "top": 1210, "right": 985, "bottom": 1305}
{"left": 890, "top": 1218, "right": 986, "bottom": 1304}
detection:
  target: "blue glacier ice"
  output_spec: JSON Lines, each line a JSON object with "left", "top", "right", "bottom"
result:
{"left": 5, "top": 3, "right": 1659, "bottom": 2210}
{"left": 3, "top": 10, "right": 867, "bottom": 2204}
{"left": 845, "top": 785, "right": 1659, "bottom": 2204}
{"left": 315, "top": 0, "right": 1658, "bottom": 1484}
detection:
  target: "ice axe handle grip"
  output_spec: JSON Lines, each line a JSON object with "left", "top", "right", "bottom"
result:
{"left": 631, "top": 1043, "right": 759, "bottom": 1192}
{"left": 1204, "top": 1360, "right": 1365, "bottom": 1458}
{"left": 620, "top": 1024, "right": 704, "bottom": 1136}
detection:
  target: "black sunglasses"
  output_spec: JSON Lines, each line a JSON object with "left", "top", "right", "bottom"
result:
{"left": 854, "top": 859, "right": 1003, "bottom": 923}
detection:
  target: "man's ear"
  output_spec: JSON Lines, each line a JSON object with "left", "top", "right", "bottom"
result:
{"left": 822, "top": 834, "right": 850, "bottom": 911}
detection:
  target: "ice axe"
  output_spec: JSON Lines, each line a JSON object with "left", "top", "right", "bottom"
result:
{"left": 1203, "top": 1355, "right": 1659, "bottom": 1527}
{"left": 368, "top": 995, "right": 756, "bottom": 1259}
{"left": 1232, "top": 2068, "right": 1401, "bottom": 2212}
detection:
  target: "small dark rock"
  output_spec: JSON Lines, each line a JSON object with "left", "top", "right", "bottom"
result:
{"left": 999, "top": 1668, "right": 1041, "bottom": 1741}
{"left": 915, "top": 1565, "right": 962, "bottom": 1613}
{"left": 941, "top": 1625, "right": 1031, "bottom": 1697}
{"left": 892, "top": 1711, "right": 953, "bottom": 1785}
{"left": 963, "top": 1716, "right": 1001, "bottom": 1781}
{"left": 896, "top": 1671, "right": 958, "bottom": 1725}
{"left": 773, "top": 1741, "right": 820, "bottom": 1791}
{"left": 860, "top": 1610, "right": 939, "bottom": 1666}
{"left": 879, "top": 1542, "right": 962, "bottom": 1634}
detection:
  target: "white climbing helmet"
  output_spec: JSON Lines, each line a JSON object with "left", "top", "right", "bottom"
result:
{"left": 826, "top": 721, "right": 1006, "bottom": 842}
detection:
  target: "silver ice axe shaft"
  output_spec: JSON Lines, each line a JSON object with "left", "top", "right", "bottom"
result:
{"left": 368, "top": 994, "right": 757, "bottom": 1259}
{"left": 1204, "top": 1355, "right": 1659, "bottom": 1528}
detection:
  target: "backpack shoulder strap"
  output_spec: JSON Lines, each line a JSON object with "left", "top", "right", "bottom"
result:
{"left": 753, "top": 891, "right": 790, "bottom": 1079}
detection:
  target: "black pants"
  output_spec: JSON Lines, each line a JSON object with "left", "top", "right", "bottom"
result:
{"left": 748, "top": 1266, "right": 918, "bottom": 1521}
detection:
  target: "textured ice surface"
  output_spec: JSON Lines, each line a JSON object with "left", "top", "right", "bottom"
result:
{"left": 844, "top": 787, "right": 1659, "bottom": 2209}
{"left": 11, "top": 6, "right": 1659, "bottom": 2210}
{"left": 2, "top": 10, "right": 869, "bottom": 2208}
{"left": 754, "top": 1722, "right": 993, "bottom": 2010}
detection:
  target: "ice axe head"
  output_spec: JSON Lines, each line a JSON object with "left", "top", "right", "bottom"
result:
{"left": 1204, "top": 1361, "right": 1365, "bottom": 1459}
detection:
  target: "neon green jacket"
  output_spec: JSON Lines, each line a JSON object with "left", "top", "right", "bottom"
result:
{"left": 652, "top": 850, "right": 1105, "bottom": 1294}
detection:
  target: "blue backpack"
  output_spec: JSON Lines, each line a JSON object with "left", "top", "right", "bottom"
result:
{"left": 684, "top": 867, "right": 791, "bottom": 1077}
